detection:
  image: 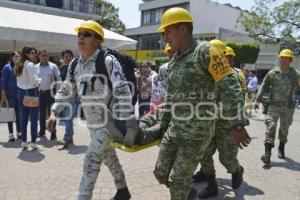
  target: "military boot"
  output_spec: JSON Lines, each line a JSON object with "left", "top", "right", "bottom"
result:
{"left": 198, "top": 176, "right": 218, "bottom": 199}
{"left": 192, "top": 168, "right": 207, "bottom": 183}
{"left": 111, "top": 187, "right": 131, "bottom": 200}
{"left": 261, "top": 143, "right": 272, "bottom": 165}
{"left": 278, "top": 142, "right": 285, "bottom": 159}
{"left": 232, "top": 166, "right": 244, "bottom": 189}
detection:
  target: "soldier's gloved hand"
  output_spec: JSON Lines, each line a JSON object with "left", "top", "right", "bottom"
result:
{"left": 230, "top": 127, "right": 251, "bottom": 149}
{"left": 47, "top": 112, "right": 57, "bottom": 133}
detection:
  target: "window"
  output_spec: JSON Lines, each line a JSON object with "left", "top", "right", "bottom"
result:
{"left": 46, "top": 0, "right": 63, "bottom": 8}
{"left": 197, "top": 36, "right": 216, "bottom": 41}
{"left": 140, "top": 34, "right": 161, "bottom": 50}
{"left": 142, "top": 3, "right": 189, "bottom": 26}
{"left": 33, "top": 0, "right": 41, "bottom": 5}
{"left": 79, "top": 0, "right": 90, "bottom": 12}
{"left": 142, "top": 11, "right": 151, "bottom": 25}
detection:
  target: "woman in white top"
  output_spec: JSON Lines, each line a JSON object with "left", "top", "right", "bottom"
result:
{"left": 15, "top": 46, "right": 41, "bottom": 150}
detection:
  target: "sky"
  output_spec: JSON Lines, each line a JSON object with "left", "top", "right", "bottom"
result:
{"left": 104, "top": 0, "right": 257, "bottom": 29}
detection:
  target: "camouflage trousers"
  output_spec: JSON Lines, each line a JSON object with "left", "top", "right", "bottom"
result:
{"left": 78, "top": 126, "right": 127, "bottom": 200}
{"left": 200, "top": 122, "right": 240, "bottom": 177}
{"left": 154, "top": 130, "right": 212, "bottom": 200}
{"left": 264, "top": 105, "right": 295, "bottom": 147}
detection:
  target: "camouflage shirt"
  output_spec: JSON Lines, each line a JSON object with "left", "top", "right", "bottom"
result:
{"left": 161, "top": 39, "right": 247, "bottom": 140}
{"left": 256, "top": 66, "right": 299, "bottom": 107}
{"left": 233, "top": 68, "right": 247, "bottom": 94}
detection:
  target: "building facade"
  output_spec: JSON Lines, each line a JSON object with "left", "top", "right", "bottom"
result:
{"left": 124, "top": 0, "right": 300, "bottom": 77}
{"left": 0, "top": 0, "right": 99, "bottom": 20}
{"left": 0, "top": 0, "right": 99, "bottom": 67}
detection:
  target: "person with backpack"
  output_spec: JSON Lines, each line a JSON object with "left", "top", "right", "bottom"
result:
{"left": 255, "top": 49, "right": 299, "bottom": 166}
{"left": 47, "top": 20, "right": 132, "bottom": 200}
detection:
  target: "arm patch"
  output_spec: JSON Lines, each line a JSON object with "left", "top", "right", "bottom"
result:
{"left": 208, "top": 46, "right": 233, "bottom": 82}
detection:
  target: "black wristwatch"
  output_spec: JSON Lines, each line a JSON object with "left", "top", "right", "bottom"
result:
{"left": 232, "top": 124, "right": 244, "bottom": 131}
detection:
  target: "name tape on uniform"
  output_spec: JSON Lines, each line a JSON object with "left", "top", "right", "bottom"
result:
{"left": 208, "top": 46, "right": 233, "bottom": 82}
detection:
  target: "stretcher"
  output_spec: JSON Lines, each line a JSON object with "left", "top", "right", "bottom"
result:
{"left": 111, "top": 140, "right": 161, "bottom": 153}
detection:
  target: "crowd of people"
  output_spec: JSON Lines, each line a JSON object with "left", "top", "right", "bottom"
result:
{"left": 0, "top": 6, "right": 299, "bottom": 200}
{"left": 0, "top": 46, "right": 170, "bottom": 150}
{"left": 0, "top": 47, "right": 78, "bottom": 150}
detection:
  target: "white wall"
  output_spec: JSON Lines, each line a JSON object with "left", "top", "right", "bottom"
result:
{"left": 190, "top": 0, "right": 246, "bottom": 36}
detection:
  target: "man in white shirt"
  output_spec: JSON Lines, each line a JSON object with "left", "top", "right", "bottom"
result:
{"left": 245, "top": 70, "right": 258, "bottom": 116}
{"left": 37, "top": 49, "right": 61, "bottom": 140}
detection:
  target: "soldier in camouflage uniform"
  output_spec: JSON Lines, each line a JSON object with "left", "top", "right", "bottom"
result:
{"left": 153, "top": 8, "right": 251, "bottom": 200}
{"left": 193, "top": 43, "right": 248, "bottom": 199}
{"left": 255, "top": 49, "right": 300, "bottom": 166}
{"left": 47, "top": 20, "right": 131, "bottom": 200}
{"left": 226, "top": 47, "right": 248, "bottom": 96}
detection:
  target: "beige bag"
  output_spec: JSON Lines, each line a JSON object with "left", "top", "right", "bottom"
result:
{"left": 23, "top": 89, "right": 39, "bottom": 108}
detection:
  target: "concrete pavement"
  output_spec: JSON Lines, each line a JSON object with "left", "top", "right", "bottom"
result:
{"left": 0, "top": 109, "right": 299, "bottom": 200}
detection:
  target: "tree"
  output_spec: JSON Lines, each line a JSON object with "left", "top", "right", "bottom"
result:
{"left": 238, "top": 0, "right": 300, "bottom": 54}
{"left": 90, "top": 0, "right": 126, "bottom": 34}
{"left": 226, "top": 41, "right": 260, "bottom": 68}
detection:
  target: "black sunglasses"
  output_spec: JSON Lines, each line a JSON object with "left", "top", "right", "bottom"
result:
{"left": 78, "top": 32, "right": 94, "bottom": 38}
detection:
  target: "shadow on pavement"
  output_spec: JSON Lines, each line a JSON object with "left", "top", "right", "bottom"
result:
{"left": 270, "top": 157, "right": 300, "bottom": 171}
{"left": 190, "top": 178, "right": 264, "bottom": 200}
{"left": 67, "top": 145, "right": 88, "bottom": 155}
{"left": 18, "top": 149, "right": 45, "bottom": 162}
{"left": 36, "top": 136, "right": 56, "bottom": 148}
{"left": 0, "top": 139, "right": 22, "bottom": 148}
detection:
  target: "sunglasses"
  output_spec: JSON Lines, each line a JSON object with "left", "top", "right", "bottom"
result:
{"left": 78, "top": 31, "right": 94, "bottom": 38}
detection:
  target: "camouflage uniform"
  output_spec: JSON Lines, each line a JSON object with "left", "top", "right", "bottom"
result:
{"left": 256, "top": 67, "right": 299, "bottom": 147}
{"left": 199, "top": 72, "right": 248, "bottom": 178}
{"left": 153, "top": 40, "right": 245, "bottom": 200}
{"left": 233, "top": 68, "right": 247, "bottom": 96}
{"left": 51, "top": 48, "right": 131, "bottom": 200}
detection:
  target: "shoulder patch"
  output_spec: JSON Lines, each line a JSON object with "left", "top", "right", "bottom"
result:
{"left": 208, "top": 46, "right": 233, "bottom": 82}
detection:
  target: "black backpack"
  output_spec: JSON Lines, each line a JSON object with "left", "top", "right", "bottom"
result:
{"left": 70, "top": 46, "right": 138, "bottom": 106}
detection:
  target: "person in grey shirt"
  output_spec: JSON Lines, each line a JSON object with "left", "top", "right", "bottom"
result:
{"left": 37, "top": 49, "right": 61, "bottom": 140}
{"left": 47, "top": 20, "right": 132, "bottom": 200}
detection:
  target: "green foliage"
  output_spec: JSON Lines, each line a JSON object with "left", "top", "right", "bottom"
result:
{"left": 226, "top": 42, "right": 260, "bottom": 65}
{"left": 90, "top": 0, "right": 126, "bottom": 34}
{"left": 154, "top": 58, "right": 169, "bottom": 66}
{"left": 238, "top": 0, "right": 300, "bottom": 42}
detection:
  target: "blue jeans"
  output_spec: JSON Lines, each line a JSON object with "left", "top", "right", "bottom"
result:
{"left": 60, "top": 100, "right": 77, "bottom": 141}
{"left": 138, "top": 96, "right": 151, "bottom": 117}
{"left": 17, "top": 87, "right": 39, "bottom": 143}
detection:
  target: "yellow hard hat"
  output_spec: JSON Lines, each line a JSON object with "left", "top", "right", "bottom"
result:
{"left": 279, "top": 49, "right": 294, "bottom": 58}
{"left": 210, "top": 39, "right": 227, "bottom": 52}
{"left": 165, "top": 43, "right": 172, "bottom": 53}
{"left": 75, "top": 20, "right": 104, "bottom": 42}
{"left": 225, "top": 46, "right": 236, "bottom": 56}
{"left": 157, "top": 7, "right": 194, "bottom": 32}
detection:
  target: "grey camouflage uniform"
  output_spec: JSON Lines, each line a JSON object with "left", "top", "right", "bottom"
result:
{"left": 51, "top": 48, "right": 132, "bottom": 200}
{"left": 255, "top": 66, "right": 299, "bottom": 146}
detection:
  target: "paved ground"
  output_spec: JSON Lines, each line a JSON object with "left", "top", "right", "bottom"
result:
{"left": 0, "top": 109, "right": 300, "bottom": 200}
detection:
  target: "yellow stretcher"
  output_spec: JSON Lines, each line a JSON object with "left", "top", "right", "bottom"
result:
{"left": 111, "top": 140, "right": 161, "bottom": 153}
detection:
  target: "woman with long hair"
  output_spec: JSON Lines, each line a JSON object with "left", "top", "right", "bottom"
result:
{"left": 15, "top": 46, "right": 41, "bottom": 150}
{"left": 1, "top": 51, "right": 21, "bottom": 142}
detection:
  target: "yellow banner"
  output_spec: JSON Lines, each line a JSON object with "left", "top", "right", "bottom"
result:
{"left": 121, "top": 50, "right": 167, "bottom": 63}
